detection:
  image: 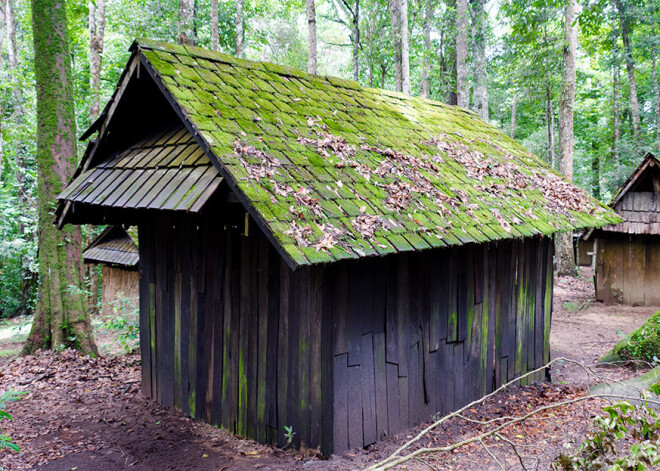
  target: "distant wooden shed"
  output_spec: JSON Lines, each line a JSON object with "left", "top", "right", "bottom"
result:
{"left": 592, "top": 154, "right": 660, "bottom": 305}
{"left": 83, "top": 226, "right": 140, "bottom": 316}
{"left": 56, "top": 40, "right": 619, "bottom": 454}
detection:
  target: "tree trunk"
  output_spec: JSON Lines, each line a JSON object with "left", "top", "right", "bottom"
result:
{"left": 307, "top": 0, "right": 317, "bottom": 74}
{"left": 546, "top": 88, "right": 555, "bottom": 167}
{"left": 211, "top": 0, "right": 218, "bottom": 51}
{"left": 591, "top": 143, "right": 601, "bottom": 200}
{"left": 652, "top": 13, "right": 660, "bottom": 151}
{"left": 612, "top": 6, "right": 620, "bottom": 166}
{"left": 24, "top": 0, "right": 97, "bottom": 355}
{"left": 456, "top": 0, "right": 468, "bottom": 108}
{"left": 89, "top": 0, "right": 105, "bottom": 120}
{"left": 177, "top": 0, "right": 196, "bottom": 46}
{"left": 470, "top": 0, "right": 488, "bottom": 120}
{"left": 555, "top": 0, "right": 577, "bottom": 277}
{"left": 446, "top": 0, "right": 457, "bottom": 105}
{"left": 420, "top": 0, "right": 433, "bottom": 98}
{"left": 615, "top": 0, "right": 640, "bottom": 139}
{"left": 351, "top": 0, "right": 359, "bottom": 82}
{"left": 400, "top": 0, "right": 410, "bottom": 94}
{"left": 381, "top": 62, "right": 387, "bottom": 88}
{"left": 510, "top": 93, "right": 517, "bottom": 139}
{"left": 389, "top": 0, "right": 403, "bottom": 92}
{"left": 236, "top": 0, "right": 244, "bottom": 58}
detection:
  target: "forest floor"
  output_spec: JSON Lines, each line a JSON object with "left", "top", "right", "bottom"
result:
{"left": 0, "top": 267, "right": 658, "bottom": 471}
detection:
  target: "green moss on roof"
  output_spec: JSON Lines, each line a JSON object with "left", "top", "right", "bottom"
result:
{"left": 133, "top": 39, "right": 622, "bottom": 267}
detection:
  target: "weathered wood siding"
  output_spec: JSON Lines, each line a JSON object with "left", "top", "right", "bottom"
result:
{"left": 139, "top": 209, "right": 553, "bottom": 454}
{"left": 100, "top": 266, "right": 139, "bottom": 317}
{"left": 595, "top": 233, "right": 660, "bottom": 306}
{"left": 603, "top": 192, "right": 660, "bottom": 235}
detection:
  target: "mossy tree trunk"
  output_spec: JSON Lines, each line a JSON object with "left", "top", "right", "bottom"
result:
{"left": 23, "top": 0, "right": 97, "bottom": 356}
{"left": 555, "top": 0, "right": 577, "bottom": 277}
{"left": 455, "top": 0, "right": 469, "bottom": 108}
{"left": 306, "top": 0, "right": 317, "bottom": 74}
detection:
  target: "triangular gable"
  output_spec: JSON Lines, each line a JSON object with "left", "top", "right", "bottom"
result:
{"left": 609, "top": 153, "right": 660, "bottom": 208}
{"left": 59, "top": 39, "right": 622, "bottom": 269}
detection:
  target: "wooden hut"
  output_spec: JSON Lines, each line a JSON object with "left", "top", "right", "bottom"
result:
{"left": 591, "top": 154, "right": 660, "bottom": 305}
{"left": 83, "top": 225, "right": 140, "bottom": 317}
{"left": 56, "top": 40, "right": 620, "bottom": 454}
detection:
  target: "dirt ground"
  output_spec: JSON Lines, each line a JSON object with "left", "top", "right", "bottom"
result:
{"left": 0, "top": 267, "right": 658, "bottom": 471}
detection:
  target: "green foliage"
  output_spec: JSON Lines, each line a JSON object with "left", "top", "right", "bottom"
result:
{"left": 555, "top": 396, "right": 660, "bottom": 470}
{"left": 616, "top": 311, "right": 660, "bottom": 364}
{"left": 283, "top": 425, "right": 296, "bottom": 449}
{"left": 102, "top": 294, "right": 139, "bottom": 353}
{"left": 0, "top": 389, "right": 26, "bottom": 453}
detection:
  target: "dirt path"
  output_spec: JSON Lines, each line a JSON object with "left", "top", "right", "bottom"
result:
{"left": 1, "top": 269, "right": 658, "bottom": 471}
{"left": 550, "top": 268, "right": 657, "bottom": 386}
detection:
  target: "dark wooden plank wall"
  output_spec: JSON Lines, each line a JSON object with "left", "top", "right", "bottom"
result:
{"left": 139, "top": 210, "right": 554, "bottom": 454}
{"left": 330, "top": 236, "right": 553, "bottom": 453}
{"left": 595, "top": 233, "right": 660, "bottom": 306}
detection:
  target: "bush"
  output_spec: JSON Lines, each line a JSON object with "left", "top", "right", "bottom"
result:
{"left": 616, "top": 311, "right": 660, "bottom": 364}
{"left": 0, "top": 389, "right": 26, "bottom": 452}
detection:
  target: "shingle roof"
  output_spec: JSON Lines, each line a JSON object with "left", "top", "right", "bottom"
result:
{"left": 83, "top": 226, "right": 139, "bottom": 267}
{"left": 60, "top": 125, "right": 222, "bottom": 212}
{"left": 61, "top": 39, "right": 622, "bottom": 268}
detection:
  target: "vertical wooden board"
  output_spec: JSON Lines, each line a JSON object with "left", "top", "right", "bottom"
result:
{"left": 386, "top": 258, "right": 399, "bottom": 364}
{"left": 333, "top": 353, "right": 349, "bottom": 454}
{"left": 474, "top": 246, "right": 484, "bottom": 305}
{"left": 372, "top": 258, "right": 387, "bottom": 335}
{"left": 429, "top": 251, "right": 441, "bottom": 351}
{"left": 361, "top": 334, "right": 377, "bottom": 446}
{"left": 646, "top": 237, "right": 660, "bottom": 305}
{"left": 628, "top": 236, "right": 646, "bottom": 305}
{"left": 595, "top": 238, "right": 607, "bottom": 301}
{"left": 544, "top": 238, "right": 554, "bottom": 364}
{"left": 457, "top": 247, "right": 468, "bottom": 342}
{"left": 427, "top": 349, "right": 439, "bottom": 414}
{"left": 499, "top": 241, "right": 512, "bottom": 359}
{"left": 525, "top": 239, "right": 535, "bottom": 373}
{"left": 485, "top": 244, "right": 496, "bottom": 394}
{"left": 398, "top": 375, "right": 409, "bottom": 430}
{"left": 534, "top": 239, "right": 546, "bottom": 369}
{"left": 276, "top": 262, "right": 290, "bottom": 448}
{"left": 514, "top": 240, "right": 525, "bottom": 378}
{"left": 447, "top": 249, "right": 458, "bottom": 343}
{"left": 493, "top": 241, "right": 504, "bottom": 388}
{"left": 396, "top": 257, "right": 410, "bottom": 378}
{"left": 348, "top": 262, "right": 364, "bottom": 366}
{"left": 256, "top": 237, "right": 270, "bottom": 442}
{"left": 320, "top": 265, "right": 335, "bottom": 455}
{"left": 160, "top": 223, "right": 175, "bottom": 408}
{"left": 138, "top": 222, "right": 152, "bottom": 398}
{"left": 309, "top": 267, "right": 323, "bottom": 449}
{"left": 453, "top": 342, "right": 465, "bottom": 409}
{"left": 418, "top": 257, "right": 431, "bottom": 416}
{"left": 612, "top": 237, "right": 625, "bottom": 303}
{"left": 407, "top": 340, "right": 420, "bottom": 425}
{"left": 229, "top": 230, "right": 242, "bottom": 432}
{"left": 211, "top": 225, "right": 226, "bottom": 426}
{"left": 221, "top": 228, "right": 235, "bottom": 430}
{"left": 265, "top": 248, "right": 280, "bottom": 431}
{"left": 187, "top": 225, "right": 200, "bottom": 419}
{"left": 386, "top": 362, "right": 401, "bottom": 435}
{"left": 333, "top": 264, "right": 349, "bottom": 356}
{"left": 348, "top": 365, "right": 363, "bottom": 449}
{"left": 247, "top": 234, "right": 260, "bottom": 440}
{"left": 442, "top": 339, "right": 454, "bottom": 413}
{"left": 286, "top": 270, "right": 301, "bottom": 448}
{"left": 373, "top": 332, "right": 388, "bottom": 440}
{"left": 179, "top": 226, "right": 191, "bottom": 417}
{"left": 296, "top": 269, "right": 311, "bottom": 448}
{"left": 174, "top": 271, "right": 183, "bottom": 411}
{"left": 194, "top": 291, "right": 208, "bottom": 419}
{"left": 237, "top": 235, "right": 250, "bottom": 437}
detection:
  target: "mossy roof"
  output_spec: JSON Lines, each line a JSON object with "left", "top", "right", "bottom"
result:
{"left": 76, "top": 39, "right": 622, "bottom": 268}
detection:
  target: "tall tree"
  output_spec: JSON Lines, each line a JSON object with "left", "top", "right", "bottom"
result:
{"left": 307, "top": 0, "right": 317, "bottom": 74}
{"left": 555, "top": 0, "right": 578, "bottom": 276}
{"left": 420, "top": 0, "right": 433, "bottom": 98}
{"left": 400, "top": 0, "right": 410, "bottom": 94}
{"left": 611, "top": 2, "right": 620, "bottom": 166}
{"left": 7, "top": 0, "right": 34, "bottom": 316}
{"left": 236, "top": 0, "right": 244, "bottom": 57}
{"left": 614, "top": 0, "right": 640, "bottom": 139}
{"left": 211, "top": 0, "right": 218, "bottom": 50}
{"left": 24, "top": 0, "right": 97, "bottom": 354}
{"left": 455, "top": 0, "right": 468, "bottom": 107}
{"left": 89, "top": 0, "right": 105, "bottom": 120}
{"left": 389, "top": 0, "right": 403, "bottom": 91}
{"left": 651, "top": 6, "right": 660, "bottom": 151}
{"left": 471, "top": 0, "right": 488, "bottom": 120}
{"left": 177, "top": 0, "right": 196, "bottom": 46}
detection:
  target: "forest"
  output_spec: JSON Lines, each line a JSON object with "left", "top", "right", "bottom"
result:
{"left": 1, "top": 0, "right": 660, "bottom": 469}
{"left": 0, "top": 0, "right": 658, "bottom": 318}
